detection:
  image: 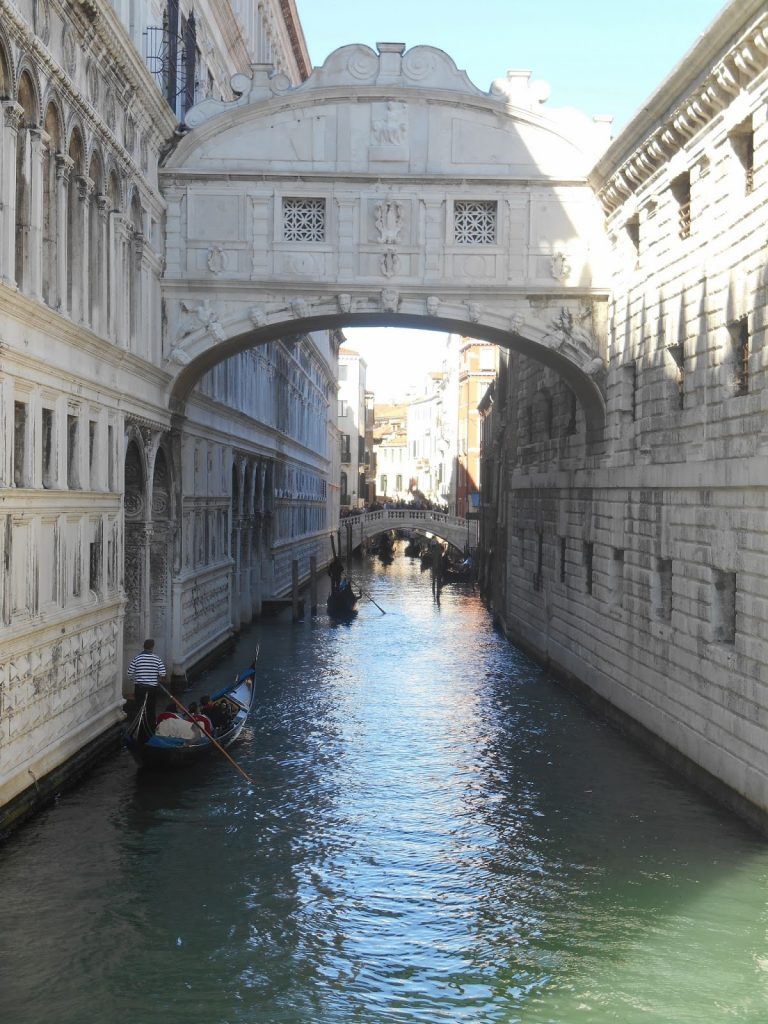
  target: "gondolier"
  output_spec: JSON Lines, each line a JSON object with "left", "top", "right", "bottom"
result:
{"left": 127, "top": 639, "right": 167, "bottom": 736}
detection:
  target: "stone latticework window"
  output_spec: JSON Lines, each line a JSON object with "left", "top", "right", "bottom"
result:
{"left": 282, "top": 197, "right": 326, "bottom": 241}
{"left": 453, "top": 200, "right": 497, "bottom": 244}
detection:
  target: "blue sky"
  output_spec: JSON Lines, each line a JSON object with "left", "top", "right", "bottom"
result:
{"left": 298, "top": 0, "right": 726, "bottom": 134}
{"left": 297, "top": 0, "right": 728, "bottom": 400}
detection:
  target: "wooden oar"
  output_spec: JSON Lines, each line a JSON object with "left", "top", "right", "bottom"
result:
{"left": 157, "top": 682, "right": 256, "bottom": 786}
{"left": 355, "top": 584, "right": 386, "bottom": 614}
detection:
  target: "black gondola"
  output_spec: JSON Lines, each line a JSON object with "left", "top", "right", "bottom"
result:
{"left": 124, "top": 654, "right": 258, "bottom": 771}
{"left": 327, "top": 584, "right": 359, "bottom": 619}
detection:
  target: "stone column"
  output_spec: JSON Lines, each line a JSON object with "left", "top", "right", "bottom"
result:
{"left": 0, "top": 101, "right": 23, "bottom": 286}
{"left": 109, "top": 211, "right": 126, "bottom": 345}
{"left": 76, "top": 175, "right": 94, "bottom": 324}
{"left": 94, "top": 194, "right": 109, "bottom": 335}
{"left": 27, "top": 127, "right": 48, "bottom": 300}
{"left": 54, "top": 154, "right": 73, "bottom": 314}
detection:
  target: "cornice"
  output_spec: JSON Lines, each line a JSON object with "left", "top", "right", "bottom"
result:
{"left": 590, "top": 3, "right": 768, "bottom": 216}
{"left": 0, "top": 0, "right": 176, "bottom": 192}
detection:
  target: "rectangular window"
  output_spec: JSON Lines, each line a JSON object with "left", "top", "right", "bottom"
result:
{"left": 653, "top": 557, "right": 673, "bottom": 622}
{"left": 625, "top": 214, "right": 640, "bottom": 267}
{"left": 666, "top": 343, "right": 685, "bottom": 409}
{"left": 282, "top": 197, "right": 326, "bottom": 242}
{"left": 454, "top": 200, "right": 497, "bottom": 244}
{"left": 730, "top": 118, "right": 754, "bottom": 195}
{"left": 338, "top": 364, "right": 348, "bottom": 381}
{"left": 671, "top": 172, "right": 691, "bottom": 240}
{"left": 67, "top": 414, "right": 79, "bottom": 489}
{"left": 584, "top": 542, "right": 594, "bottom": 595}
{"left": 338, "top": 400, "right": 348, "bottom": 418}
{"left": 728, "top": 316, "right": 749, "bottom": 396}
{"left": 380, "top": 474, "right": 388, "bottom": 495}
{"left": 395, "top": 474, "right": 403, "bottom": 491}
{"left": 13, "top": 402, "right": 28, "bottom": 487}
{"left": 89, "top": 420, "right": 97, "bottom": 489}
{"left": 89, "top": 537, "right": 101, "bottom": 594}
{"left": 340, "top": 434, "right": 351, "bottom": 462}
{"left": 42, "top": 408, "right": 54, "bottom": 489}
{"left": 107, "top": 424, "right": 115, "bottom": 491}
{"left": 712, "top": 568, "right": 736, "bottom": 644}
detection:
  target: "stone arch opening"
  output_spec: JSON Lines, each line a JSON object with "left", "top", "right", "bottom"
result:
{"left": 149, "top": 446, "right": 173, "bottom": 663}
{"left": 66, "top": 126, "right": 85, "bottom": 319}
{"left": 15, "top": 70, "right": 38, "bottom": 290}
{"left": 42, "top": 99, "right": 62, "bottom": 307}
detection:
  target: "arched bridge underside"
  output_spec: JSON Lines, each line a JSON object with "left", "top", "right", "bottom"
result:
{"left": 160, "top": 42, "right": 612, "bottom": 437}
{"left": 344, "top": 510, "right": 477, "bottom": 552}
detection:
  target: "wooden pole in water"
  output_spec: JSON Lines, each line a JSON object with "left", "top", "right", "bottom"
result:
{"left": 310, "top": 555, "right": 317, "bottom": 616}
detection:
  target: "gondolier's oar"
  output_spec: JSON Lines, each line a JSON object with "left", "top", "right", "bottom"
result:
{"left": 157, "top": 682, "right": 255, "bottom": 786}
{"left": 355, "top": 584, "right": 386, "bottom": 614}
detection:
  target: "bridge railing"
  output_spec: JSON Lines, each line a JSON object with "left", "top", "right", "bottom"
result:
{"left": 342, "top": 508, "right": 478, "bottom": 545}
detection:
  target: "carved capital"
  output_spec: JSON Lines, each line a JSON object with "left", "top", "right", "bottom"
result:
{"left": 55, "top": 153, "right": 75, "bottom": 184}
{"left": 3, "top": 101, "right": 24, "bottom": 132}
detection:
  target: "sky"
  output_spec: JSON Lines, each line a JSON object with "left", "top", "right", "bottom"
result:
{"left": 297, "top": 0, "right": 728, "bottom": 401}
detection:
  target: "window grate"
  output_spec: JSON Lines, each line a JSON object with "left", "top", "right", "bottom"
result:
{"left": 283, "top": 198, "right": 326, "bottom": 242}
{"left": 454, "top": 200, "right": 497, "bottom": 244}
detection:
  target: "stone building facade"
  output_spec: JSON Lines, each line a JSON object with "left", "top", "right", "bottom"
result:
{"left": 0, "top": 0, "right": 337, "bottom": 826}
{"left": 479, "top": 0, "right": 768, "bottom": 828}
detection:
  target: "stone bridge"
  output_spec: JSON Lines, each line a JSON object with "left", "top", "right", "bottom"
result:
{"left": 160, "top": 42, "right": 612, "bottom": 437}
{"left": 342, "top": 509, "right": 477, "bottom": 553}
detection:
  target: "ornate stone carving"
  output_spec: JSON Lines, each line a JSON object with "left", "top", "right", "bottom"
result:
{"left": 249, "top": 306, "right": 267, "bottom": 327}
{"left": 124, "top": 116, "right": 135, "bottom": 155}
{"left": 87, "top": 61, "right": 99, "bottom": 106}
{"left": 466, "top": 302, "right": 483, "bottom": 323}
{"left": 380, "top": 249, "right": 401, "bottom": 278}
{"left": 167, "top": 346, "right": 192, "bottom": 365}
{"left": 178, "top": 299, "right": 225, "bottom": 342}
{"left": 337, "top": 293, "right": 353, "bottom": 313}
{"left": 381, "top": 288, "right": 400, "bottom": 312}
{"left": 426, "top": 296, "right": 441, "bottom": 315}
{"left": 206, "top": 246, "right": 227, "bottom": 275}
{"left": 551, "top": 252, "right": 571, "bottom": 282}
{"left": 510, "top": 313, "right": 525, "bottom": 333}
{"left": 375, "top": 198, "right": 403, "bottom": 244}
{"left": 290, "top": 297, "right": 309, "bottom": 319}
{"left": 104, "top": 89, "right": 116, "bottom": 130}
{"left": 62, "top": 24, "right": 77, "bottom": 77}
{"left": 372, "top": 100, "right": 407, "bottom": 146}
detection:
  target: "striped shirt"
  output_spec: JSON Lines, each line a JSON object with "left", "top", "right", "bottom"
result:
{"left": 127, "top": 651, "right": 166, "bottom": 686}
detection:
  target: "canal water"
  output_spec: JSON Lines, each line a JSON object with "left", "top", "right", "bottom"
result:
{"left": 1, "top": 548, "right": 767, "bottom": 1024}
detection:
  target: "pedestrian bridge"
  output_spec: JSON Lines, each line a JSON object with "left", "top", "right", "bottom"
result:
{"left": 342, "top": 509, "right": 477, "bottom": 553}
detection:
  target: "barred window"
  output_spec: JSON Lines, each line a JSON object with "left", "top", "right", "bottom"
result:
{"left": 282, "top": 198, "right": 325, "bottom": 242}
{"left": 453, "top": 200, "right": 497, "bottom": 244}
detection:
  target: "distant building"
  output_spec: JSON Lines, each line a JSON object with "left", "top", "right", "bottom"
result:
{"left": 337, "top": 347, "right": 369, "bottom": 508}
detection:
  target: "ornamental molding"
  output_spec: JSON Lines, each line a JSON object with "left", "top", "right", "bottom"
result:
{"left": 592, "top": 12, "right": 768, "bottom": 215}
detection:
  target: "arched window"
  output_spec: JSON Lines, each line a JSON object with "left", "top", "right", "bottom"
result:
{"left": 88, "top": 149, "right": 104, "bottom": 330}
{"left": 15, "top": 71, "right": 37, "bottom": 291}
{"left": 340, "top": 471, "right": 348, "bottom": 505}
{"left": 42, "top": 101, "right": 61, "bottom": 308}
{"left": 128, "top": 189, "right": 143, "bottom": 348}
{"left": 105, "top": 170, "right": 121, "bottom": 340}
{"left": 66, "top": 127, "right": 85, "bottom": 320}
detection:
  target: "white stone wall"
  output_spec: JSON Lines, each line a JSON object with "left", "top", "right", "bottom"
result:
{"left": 487, "top": 2, "right": 768, "bottom": 822}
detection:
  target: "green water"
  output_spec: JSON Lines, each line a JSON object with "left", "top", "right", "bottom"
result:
{"left": 1, "top": 552, "right": 767, "bottom": 1023}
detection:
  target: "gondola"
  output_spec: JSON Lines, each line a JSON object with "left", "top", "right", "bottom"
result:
{"left": 327, "top": 584, "right": 359, "bottom": 619}
{"left": 124, "top": 653, "right": 258, "bottom": 771}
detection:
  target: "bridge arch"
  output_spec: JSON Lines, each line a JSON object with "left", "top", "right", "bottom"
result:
{"left": 160, "top": 42, "right": 612, "bottom": 437}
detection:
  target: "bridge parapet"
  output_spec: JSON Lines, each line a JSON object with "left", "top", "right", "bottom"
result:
{"left": 342, "top": 508, "right": 477, "bottom": 551}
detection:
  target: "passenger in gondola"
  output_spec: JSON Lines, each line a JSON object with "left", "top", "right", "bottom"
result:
{"left": 200, "top": 694, "right": 231, "bottom": 732}
{"left": 155, "top": 710, "right": 197, "bottom": 740}
{"left": 156, "top": 702, "right": 179, "bottom": 725}
{"left": 188, "top": 701, "right": 213, "bottom": 734}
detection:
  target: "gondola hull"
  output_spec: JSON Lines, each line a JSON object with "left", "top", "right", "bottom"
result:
{"left": 327, "top": 588, "right": 359, "bottom": 619}
{"left": 124, "top": 661, "right": 257, "bottom": 771}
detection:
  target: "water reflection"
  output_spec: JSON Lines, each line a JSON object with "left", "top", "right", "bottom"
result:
{"left": 1, "top": 547, "right": 767, "bottom": 1024}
